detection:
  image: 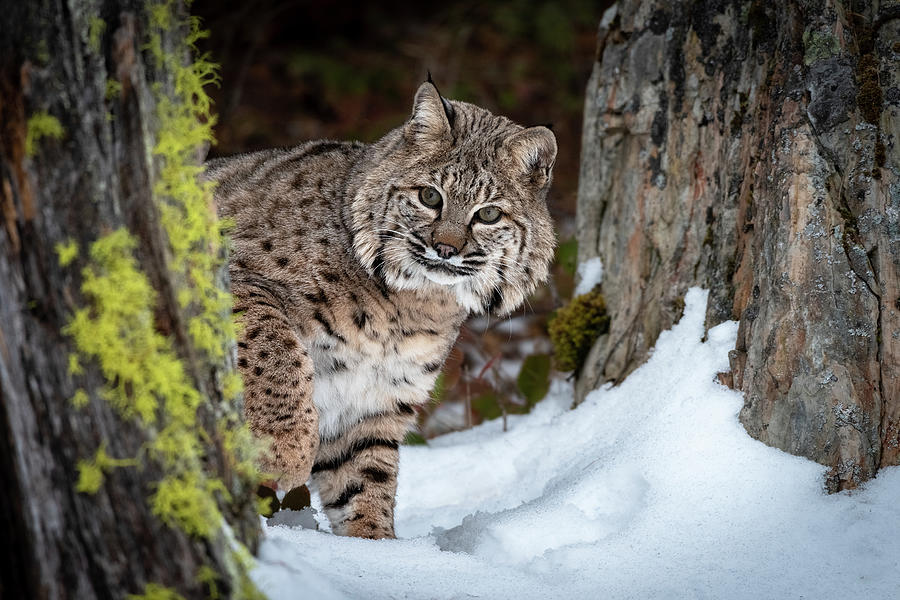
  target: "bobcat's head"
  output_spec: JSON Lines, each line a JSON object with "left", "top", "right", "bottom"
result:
{"left": 348, "top": 80, "right": 556, "bottom": 315}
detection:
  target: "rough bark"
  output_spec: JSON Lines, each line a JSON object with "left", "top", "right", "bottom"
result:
{"left": 576, "top": 0, "right": 899, "bottom": 491}
{"left": 0, "top": 1, "right": 259, "bottom": 598}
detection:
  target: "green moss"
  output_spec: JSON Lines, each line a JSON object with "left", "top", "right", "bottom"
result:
{"left": 146, "top": 2, "right": 232, "bottom": 360}
{"left": 61, "top": 3, "right": 261, "bottom": 595}
{"left": 64, "top": 229, "right": 201, "bottom": 424}
{"left": 25, "top": 112, "right": 64, "bottom": 157}
{"left": 802, "top": 29, "right": 840, "bottom": 65}
{"left": 549, "top": 290, "right": 610, "bottom": 373}
{"left": 105, "top": 79, "right": 123, "bottom": 100}
{"left": 61, "top": 1, "right": 262, "bottom": 594}
{"left": 127, "top": 584, "right": 187, "bottom": 600}
{"left": 88, "top": 16, "right": 106, "bottom": 53}
{"left": 76, "top": 443, "right": 138, "bottom": 494}
{"left": 67, "top": 353, "right": 83, "bottom": 376}
{"left": 219, "top": 418, "right": 263, "bottom": 481}
{"left": 56, "top": 239, "right": 79, "bottom": 266}
{"left": 195, "top": 565, "right": 221, "bottom": 600}
{"left": 151, "top": 472, "right": 227, "bottom": 537}
{"left": 71, "top": 388, "right": 90, "bottom": 409}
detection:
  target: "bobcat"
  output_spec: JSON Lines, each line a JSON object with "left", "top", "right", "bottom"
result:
{"left": 207, "top": 79, "right": 556, "bottom": 538}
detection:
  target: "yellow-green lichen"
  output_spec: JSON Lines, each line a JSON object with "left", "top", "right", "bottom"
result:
{"left": 71, "top": 388, "right": 90, "bottom": 409}
{"left": 223, "top": 370, "right": 244, "bottom": 401}
{"left": 195, "top": 565, "right": 221, "bottom": 600}
{"left": 549, "top": 289, "right": 610, "bottom": 373}
{"left": 56, "top": 239, "right": 79, "bottom": 266}
{"left": 105, "top": 79, "right": 123, "bottom": 100}
{"left": 67, "top": 353, "right": 83, "bottom": 376}
{"left": 64, "top": 229, "right": 201, "bottom": 424}
{"left": 76, "top": 443, "right": 138, "bottom": 494}
{"left": 219, "top": 418, "right": 263, "bottom": 481}
{"left": 63, "top": 3, "right": 261, "bottom": 595}
{"left": 146, "top": 1, "right": 231, "bottom": 361}
{"left": 151, "top": 472, "right": 227, "bottom": 537}
{"left": 88, "top": 16, "right": 106, "bottom": 53}
{"left": 25, "top": 112, "right": 64, "bottom": 157}
{"left": 127, "top": 583, "right": 187, "bottom": 600}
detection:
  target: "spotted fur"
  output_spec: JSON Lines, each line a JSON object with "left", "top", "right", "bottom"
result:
{"left": 207, "top": 81, "right": 556, "bottom": 539}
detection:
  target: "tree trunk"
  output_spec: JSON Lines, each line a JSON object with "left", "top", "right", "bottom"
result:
{"left": 0, "top": 1, "right": 260, "bottom": 598}
{"left": 576, "top": 0, "right": 899, "bottom": 491}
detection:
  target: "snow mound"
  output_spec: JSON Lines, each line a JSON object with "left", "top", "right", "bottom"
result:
{"left": 253, "top": 288, "right": 900, "bottom": 599}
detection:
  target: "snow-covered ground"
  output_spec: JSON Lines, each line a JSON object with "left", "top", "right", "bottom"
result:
{"left": 252, "top": 289, "right": 900, "bottom": 599}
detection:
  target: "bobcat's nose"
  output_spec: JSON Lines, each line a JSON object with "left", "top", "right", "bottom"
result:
{"left": 434, "top": 242, "right": 459, "bottom": 259}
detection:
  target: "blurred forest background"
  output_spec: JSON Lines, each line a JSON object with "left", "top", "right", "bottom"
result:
{"left": 194, "top": 0, "right": 614, "bottom": 437}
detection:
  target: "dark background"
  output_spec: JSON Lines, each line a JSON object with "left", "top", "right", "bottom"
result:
{"left": 193, "top": 0, "right": 613, "bottom": 435}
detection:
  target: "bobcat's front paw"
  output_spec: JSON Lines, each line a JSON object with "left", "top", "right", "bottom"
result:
{"left": 260, "top": 432, "right": 316, "bottom": 491}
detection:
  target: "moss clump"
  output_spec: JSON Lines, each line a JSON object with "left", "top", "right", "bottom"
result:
{"left": 549, "top": 289, "right": 610, "bottom": 373}
{"left": 25, "top": 112, "right": 64, "bottom": 157}
{"left": 856, "top": 53, "right": 882, "bottom": 124}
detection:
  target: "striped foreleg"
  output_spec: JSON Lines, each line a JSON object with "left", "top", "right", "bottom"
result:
{"left": 311, "top": 404, "right": 416, "bottom": 538}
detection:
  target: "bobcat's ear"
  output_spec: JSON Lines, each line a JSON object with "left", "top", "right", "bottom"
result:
{"left": 504, "top": 126, "right": 557, "bottom": 187}
{"left": 406, "top": 81, "right": 453, "bottom": 145}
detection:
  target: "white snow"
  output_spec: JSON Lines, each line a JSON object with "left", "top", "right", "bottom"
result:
{"left": 252, "top": 288, "right": 900, "bottom": 599}
{"left": 574, "top": 257, "right": 604, "bottom": 296}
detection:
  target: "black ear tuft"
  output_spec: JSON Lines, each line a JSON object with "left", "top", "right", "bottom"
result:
{"left": 541, "top": 122, "right": 554, "bottom": 131}
{"left": 424, "top": 71, "right": 455, "bottom": 128}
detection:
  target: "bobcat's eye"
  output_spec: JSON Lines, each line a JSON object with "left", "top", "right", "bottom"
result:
{"left": 475, "top": 206, "right": 502, "bottom": 224}
{"left": 419, "top": 186, "right": 442, "bottom": 209}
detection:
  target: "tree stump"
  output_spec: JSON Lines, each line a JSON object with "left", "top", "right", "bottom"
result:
{"left": 0, "top": 1, "right": 260, "bottom": 597}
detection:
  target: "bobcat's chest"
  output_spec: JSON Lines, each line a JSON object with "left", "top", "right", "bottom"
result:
{"left": 307, "top": 314, "right": 454, "bottom": 440}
